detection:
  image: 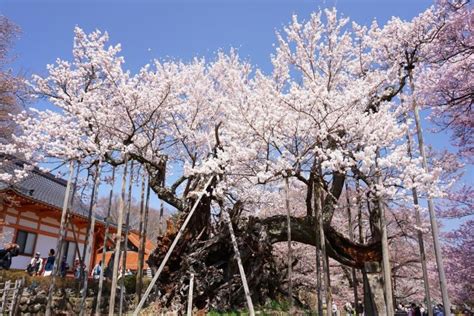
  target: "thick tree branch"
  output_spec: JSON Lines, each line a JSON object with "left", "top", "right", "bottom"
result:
{"left": 260, "top": 215, "right": 381, "bottom": 269}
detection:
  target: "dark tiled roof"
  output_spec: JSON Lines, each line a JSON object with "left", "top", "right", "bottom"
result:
{"left": 0, "top": 156, "right": 89, "bottom": 216}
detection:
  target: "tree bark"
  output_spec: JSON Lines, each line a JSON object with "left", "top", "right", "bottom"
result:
{"left": 262, "top": 215, "right": 381, "bottom": 268}
{"left": 364, "top": 262, "right": 387, "bottom": 315}
{"left": 142, "top": 164, "right": 384, "bottom": 312}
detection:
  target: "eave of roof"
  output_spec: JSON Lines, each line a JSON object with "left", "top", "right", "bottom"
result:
{"left": 0, "top": 188, "right": 106, "bottom": 224}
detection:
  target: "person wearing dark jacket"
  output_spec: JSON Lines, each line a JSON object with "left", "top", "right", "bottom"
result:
{"left": 43, "top": 249, "right": 55, "bottom": 276}
{"left": 0, "top": 243, "right": 20, "bottom": 270}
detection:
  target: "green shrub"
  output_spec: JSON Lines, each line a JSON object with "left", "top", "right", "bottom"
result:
{"left": 122, "top": 274, "right": 136, "bottom": 293}
{"left": 0, "top": 270, "right": 75, "bottom": 289}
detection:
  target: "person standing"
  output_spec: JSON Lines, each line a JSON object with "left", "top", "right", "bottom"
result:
{"left": 344, "top": 302, "right": 354, "bottom": 315}
{"left": 356, "top": 300, "right": 364, "bottom": 316}
{"left": 60, "top": 256, "right": 70, "bottom": 277}
{"left": 91, "top": 260, "right": 102, "bottom": 280}
{"left": 43, "top": 249, "right": 55, "bottom": 276}
{"left": 74, "top": 258, "right": 83, "bottom": 280}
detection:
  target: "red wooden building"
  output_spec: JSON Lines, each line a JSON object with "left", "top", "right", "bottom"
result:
{"left": 0, "top": 157, "right": 154, "bottom": 273}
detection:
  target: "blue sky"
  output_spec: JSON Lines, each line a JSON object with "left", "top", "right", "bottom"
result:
{"left": 3, "top": 0, "right": 433, "bottom": 77}
{"left": 3, "top": 0, "right": 470, "bottom": 229}
{"left": 2, "top": 0, "right": 448, "bottom": 147}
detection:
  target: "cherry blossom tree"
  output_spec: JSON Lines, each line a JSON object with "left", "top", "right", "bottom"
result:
{"left": 0, "top": 15, "right": 26, "bottom": 145}
{"left": 1, "top": 3, "right": 469, "bottom": 312}
{"left": 415, "top": 0, "right": 473, "bottom": 161}
{"left": 443, "top": 220, "right": 474, "bottom": 307}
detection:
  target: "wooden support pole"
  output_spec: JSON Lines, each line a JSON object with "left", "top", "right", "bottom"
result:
{"left": 316, "top": 245, "right": 323, "bottom": 315}
{"left": 46, "top": 160, "right": 75, "bottom": 316}
{"left": 284, "top": 177, "right": 293, "bottom": 310}
{"left": 95, "top": 166, "right": 115, "bottom": 316}
{"left": 132, "top": 175, "right": 215, "bottom": 316}
{"left": 405, "top": 116, "right": 433, "bottom": 316}
{"left": 9, "top": 279, "right": 18, "bottom": 316}
{"left": 315, "top": 176, "right": 332, "bottom": 316}
{"left": 223, "top": 207, "right": 255, "bottom": 316}
{"left": 136, "top": 173, "right": 147, "bottom": 301}
{"left": 158, "top": 203, "right": 164, "bottom": 236}
{"left": 79, "top": 216, "right": 95, "bottom": 311}
{"left": 187, "top": 273, "right": 194, "bottom": 316}
{"left": 139, "top": 179, "right": 151, "bottom": 292}
{"left": 9, "top": 278, "right": 23, "bottom": 316}
{"left": 80, "top": 163, "right": 102, "bottom": 316}
{"left": 375, "top": 153, "right": 394, "bottom": 316}
{"left": 410, "top": 74, "right": 451, "bottom": 314}
{"left": 67, "top": 215, "right": 83, "bottom": 263}
{"left": 356, "top": 181, "right": 372, "bottom": 315}
{"left": 345, "top": 183, "right": 359, "bottom": 308}
{"left": 313, "top": 178, "right": 323, "bottom": 316}
{"left": 108, "top": 157, "right": 129, "bottom": 316}
{"left": 119, "top": 161, "right": 134, "bottom": 316}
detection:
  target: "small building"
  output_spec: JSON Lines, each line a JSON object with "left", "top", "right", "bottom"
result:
{"left": 0, "top": 157, "right": 154, "bottom": 273}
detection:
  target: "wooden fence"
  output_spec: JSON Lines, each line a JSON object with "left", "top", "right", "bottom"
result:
{"left": 0, "top": 278, "right": 25, "bottom": 315}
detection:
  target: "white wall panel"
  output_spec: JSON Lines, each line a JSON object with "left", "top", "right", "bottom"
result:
{"left": 4, "top": 215, "right": 16, "bottom": 225}
{"left": 35, "top": 235, "right": 57, "bottom": 258}
{"left": 40, "top": 224, "right": 59, "bottom": 234}
{"left": 42, "top": 217, "right": 60, "bottom": 226}
{"left": 10, "top": 255, "right": 30, "bottom": 270}
{"left": 22, "top": 211, "right": 38, "bottom": 220}
{"left": 0, "top": 227, "right": 15, "bottom": 246}
{"left": 18, "top": 219, "right": 36, "bottom": 229}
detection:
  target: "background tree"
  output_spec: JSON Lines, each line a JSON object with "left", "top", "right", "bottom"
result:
{"left": 0, "top": 15, "right": 27, "bottom": 145}
{"left": 416, "top": 0, "right": 473, "bottom": 161}
{"left": 443, "top": 220, "right": 474, "bottom": 307}
{"left": 95, "top": 194, "right": 166, "bottom": 242}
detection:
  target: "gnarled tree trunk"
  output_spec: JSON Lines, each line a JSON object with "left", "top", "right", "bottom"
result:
{"left": 142, "top": 165, "right": 385, "bottom": 312}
